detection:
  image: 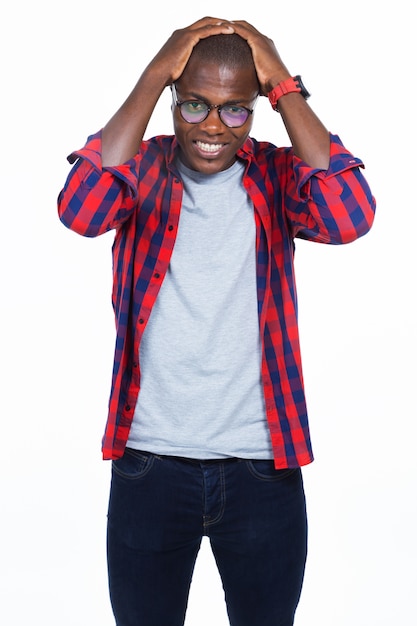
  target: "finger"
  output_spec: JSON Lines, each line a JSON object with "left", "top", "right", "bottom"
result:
{"left": 188, "top": 16, "right": 235, "bottom": 32}
{"left": 228, "top": 21, "right": 261, "bottom": 40}
{"left": 187, "top": 22, "right": 235, "bottom": 45}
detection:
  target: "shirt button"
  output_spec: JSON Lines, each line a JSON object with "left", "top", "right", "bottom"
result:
{"left": 154, "top": 272, "right": 160, "bottom": 279}
{"left": 168, "top": 225, "right": 174, "bottom": 231}
{"left": 139, "top": 318, "right": 144, "bottom": 324}
{"left": 125, "top": 404, "right": 131, "bottom": 412}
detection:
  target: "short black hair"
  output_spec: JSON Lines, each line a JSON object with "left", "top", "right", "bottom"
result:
{"left": 189, "top": 33, "right": 255, "bottom": 71}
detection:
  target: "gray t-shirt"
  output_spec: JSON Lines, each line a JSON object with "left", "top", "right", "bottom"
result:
{"left": 127, "top": 158, "right": 273, "bottom": 459}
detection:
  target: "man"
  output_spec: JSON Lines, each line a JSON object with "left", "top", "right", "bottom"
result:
{"left": 58, "top": 17, "right": 375, "bottom": 626}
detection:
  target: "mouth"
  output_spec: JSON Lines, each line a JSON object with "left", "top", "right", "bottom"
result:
{"left": 194, "top": 140, "right": 226, "bottom": 157}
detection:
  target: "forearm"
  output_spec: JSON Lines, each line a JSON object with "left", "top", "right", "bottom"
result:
{"left": 101, "top": 68, "right": 166, "bottom": 167}
{"left": 263, "top": 69, "right": 331, "bottom": 170}
{"left": 277, "top": 93, "right": 330, "bottom": 170}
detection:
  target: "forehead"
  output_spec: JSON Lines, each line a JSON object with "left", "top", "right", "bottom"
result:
{"left": 177, "top": 59, "right": 259, "bottom": 102}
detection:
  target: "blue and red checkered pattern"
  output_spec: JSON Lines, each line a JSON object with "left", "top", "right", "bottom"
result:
{"left": 58, "top": 131, "right": 375, "bottom": 468}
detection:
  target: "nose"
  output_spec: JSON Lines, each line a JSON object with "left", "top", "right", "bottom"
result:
{"left": 200, "top": 106, "right": 224, "bottom": 132}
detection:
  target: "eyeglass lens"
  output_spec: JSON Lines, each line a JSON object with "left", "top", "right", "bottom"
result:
{"left": 180, "top": 101, "right": 250, "bottom": 127}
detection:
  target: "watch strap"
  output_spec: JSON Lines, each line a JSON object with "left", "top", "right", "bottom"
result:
{"left": 268, "top": 75, "right": 309, "bottom": 110}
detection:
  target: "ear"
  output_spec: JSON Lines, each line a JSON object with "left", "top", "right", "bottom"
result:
{"left": 169, "top": 84, "right": 175, "bottom": 114}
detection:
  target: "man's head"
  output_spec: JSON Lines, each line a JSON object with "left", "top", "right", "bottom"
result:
{"left": 172, "top": 34, "right": 259, "bottom": 174}
{"left": 186, "top": 33, "right": 257, "bottom": 73}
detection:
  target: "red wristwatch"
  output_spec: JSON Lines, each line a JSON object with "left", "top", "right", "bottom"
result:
{"left": 268, "top": 75, "right": 310, "bottom": 110}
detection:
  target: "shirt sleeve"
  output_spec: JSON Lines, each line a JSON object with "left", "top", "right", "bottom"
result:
{"left": 57, "top": 130, "right": 140, "bottom": 237}
{"left": 285, "top": 133, "right": 376, "bottom": 244}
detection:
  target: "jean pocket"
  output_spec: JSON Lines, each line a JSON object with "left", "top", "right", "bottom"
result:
{"left": 112, "top": 448, "right": 155, "bottom": 480}
{"left": 246, "top": 460, "right": 298, "bottom": 482}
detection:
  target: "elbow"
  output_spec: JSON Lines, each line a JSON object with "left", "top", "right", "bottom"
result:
{"left": 58, "top": 213, "right": 101, "bottom": 238}
{"left": 335, "top": 195, "right": 376, "bottom": 245}
{"left": 350, "top": 193, "right": 376, "bottom": 241}
{"left": 57, "top": 193, "right": 103, "bottom": 238}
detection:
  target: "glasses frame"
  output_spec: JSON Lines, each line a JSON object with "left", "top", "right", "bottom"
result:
{"left": 171, "top": 83, "right": 257, "bottom": 129}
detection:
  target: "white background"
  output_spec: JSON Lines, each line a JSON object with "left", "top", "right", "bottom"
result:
{"left": 1, "top": 1, "right": 416, "bottom": 624}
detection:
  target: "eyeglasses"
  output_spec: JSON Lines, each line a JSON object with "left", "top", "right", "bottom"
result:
{"left": 171, "top": 84, "right": 257, "bottom": 128}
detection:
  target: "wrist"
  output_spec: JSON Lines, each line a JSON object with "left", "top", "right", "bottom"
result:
{"left": 268, "top": 75, "right": 310, "bottom": 111}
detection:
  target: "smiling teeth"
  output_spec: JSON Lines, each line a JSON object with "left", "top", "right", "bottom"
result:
{"left": 196, "top": 141, "right": 223, "bottom": 153}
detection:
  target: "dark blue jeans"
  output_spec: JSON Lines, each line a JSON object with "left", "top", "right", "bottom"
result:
{"left": 107, "top": 449, "right": 307, "bottom": 626}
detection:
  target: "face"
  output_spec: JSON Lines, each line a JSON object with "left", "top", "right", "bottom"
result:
{"left": 172, "top": 58, "right": 259, "bottom": 174}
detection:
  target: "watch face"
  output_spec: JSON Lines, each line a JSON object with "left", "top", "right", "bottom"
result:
{"left": 294, "top": 75, "right": 311, "bottom": 100}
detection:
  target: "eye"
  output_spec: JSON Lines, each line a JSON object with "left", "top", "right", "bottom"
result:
{"left": 183, "top": 101, "right": 207, "bottom": 113}
{"left": 224, "top": 105, "right": 245, "bottom": 114}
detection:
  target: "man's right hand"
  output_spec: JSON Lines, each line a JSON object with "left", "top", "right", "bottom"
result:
{"left": 148, "top": 16, "right": 236, "bottom": 86}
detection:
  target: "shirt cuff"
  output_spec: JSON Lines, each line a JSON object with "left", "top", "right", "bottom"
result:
{"left": 294, "top": 133, "right": 364, "bottom": 198}
{"left": 67, "top": 129, "right": 140, "bottom": 197}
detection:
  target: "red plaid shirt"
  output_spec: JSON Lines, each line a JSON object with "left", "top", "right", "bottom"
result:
{"left": 58, "top": 130, "right": 375, "bottom": 468}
